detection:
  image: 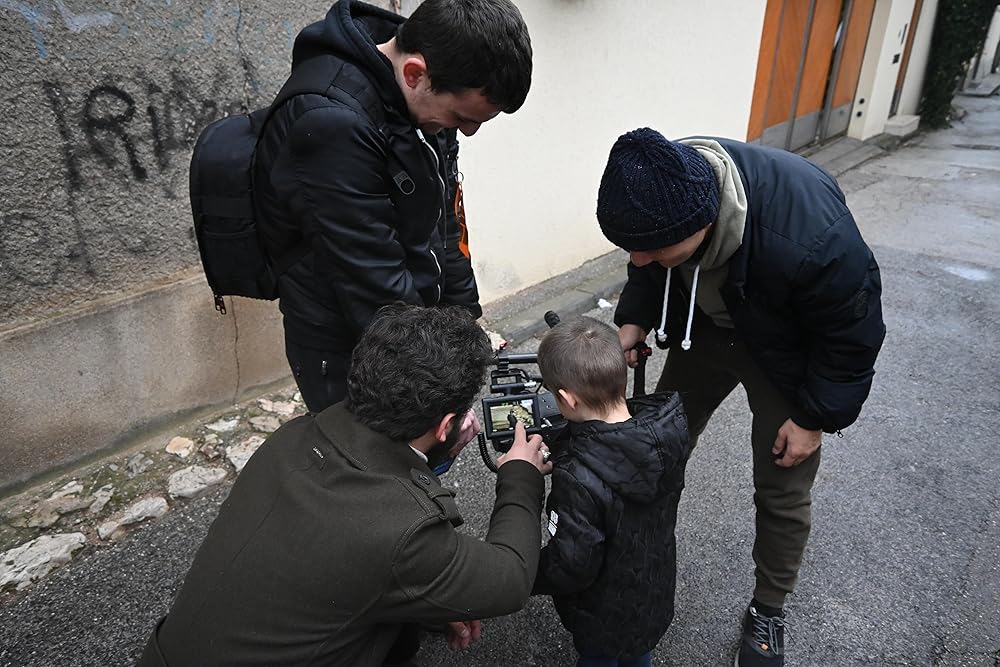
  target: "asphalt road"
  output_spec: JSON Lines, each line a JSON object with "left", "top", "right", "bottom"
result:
{"left": 1, "top": 96, "right": 997, "bottom": 666}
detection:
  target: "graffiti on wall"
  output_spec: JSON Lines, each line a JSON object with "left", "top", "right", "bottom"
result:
{"left": 0, "top": 0, "right": 261, "bottom": 62}
{"left": 0, "top": 1, "right": 273, "bottom": 311}
{"left": 0, "top": 69, "right": 247, "bottom": 289}
{"left": 1, "top": 0, "right": 115, "bottom": 60}
{"left": 0, "top": 0, "right": 364, "bottom": 321}
{"left": 41, "top": 69, "right": 246, "bottom": 192}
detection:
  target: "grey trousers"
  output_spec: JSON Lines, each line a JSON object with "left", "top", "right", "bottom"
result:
{"left": 655, "top": 321, "right": 821, "bottom": 608}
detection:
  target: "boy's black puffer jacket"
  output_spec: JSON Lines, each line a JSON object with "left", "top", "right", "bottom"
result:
{"left": 533, "top": 393, "right": 691, "bottom": 660}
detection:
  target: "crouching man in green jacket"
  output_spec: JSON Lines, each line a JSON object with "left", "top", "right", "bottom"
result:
{"left": 138, "top": 304, "right": 551, "bottom": 667}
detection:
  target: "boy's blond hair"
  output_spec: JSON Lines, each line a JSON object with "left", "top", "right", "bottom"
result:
{"left": 537, "top": 316, "right": 628, "bottom": 414}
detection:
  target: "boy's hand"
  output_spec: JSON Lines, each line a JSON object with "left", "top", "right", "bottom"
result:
{"left": 619, "top": 324, "right": 648, "bottom": 368}
{"left": 498, "top": 422, "right": 553, "bottom": 474}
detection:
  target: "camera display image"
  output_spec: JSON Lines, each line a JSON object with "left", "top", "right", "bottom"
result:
{"left": 489, "top": 398, "right": 536, "bottom": 432}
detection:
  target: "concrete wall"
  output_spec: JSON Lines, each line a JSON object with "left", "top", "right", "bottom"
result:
{"left": 896, "top": 0, "right": 941, "bottom": 116}
{"left": 971, "top": 5, "right": 1000, "bottom": 80}
{"left": 0, "top": 0, "right": 392, "bottom": 492}
{"left": 458, "top": 0, "right": 768, "bottom": 303}
{"left": 0, "top": 0, "right": 367, "bottom": 329}
{"left": 1, "top": 277, "right": 286, "bottom": 492}
{"left": 0, "top": 0, "right": 766, "bottom": 492}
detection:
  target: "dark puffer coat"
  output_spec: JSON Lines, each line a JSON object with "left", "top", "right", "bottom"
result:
{"left": 254, "top": 0, "right": 479, "bottom": 350}
{"left": 615, "top": 138, "right": 885, "bottom": 433}
{"left": 533, "top": 393, "right": 691, "bottom": 659}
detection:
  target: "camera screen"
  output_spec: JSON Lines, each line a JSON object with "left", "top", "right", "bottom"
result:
{"left": 488, "top": 398, "right": 536, "bottom": 432}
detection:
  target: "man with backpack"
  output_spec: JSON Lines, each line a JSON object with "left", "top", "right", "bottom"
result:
{"left": 253, "top": 0, "right": 532, "bottom": 413}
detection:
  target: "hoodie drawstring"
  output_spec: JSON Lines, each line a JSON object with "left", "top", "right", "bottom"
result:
{"left": 655, "top": 268, "right": 671, "bottom": 344}
{"left": 682, "top": 265, "right": 700, "bottom": 350}
{"left": 655, "top": 265, "right": 700, "bottom": 351}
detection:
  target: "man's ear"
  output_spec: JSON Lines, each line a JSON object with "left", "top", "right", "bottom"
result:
{"left": 557, "top": 389, "right": 578, "bottom": 411}
{"left": 433, "top": 412, "right": 457, "bottom": 443}
{"left": 401, "top": 55, "right": 429, "bottom": 90}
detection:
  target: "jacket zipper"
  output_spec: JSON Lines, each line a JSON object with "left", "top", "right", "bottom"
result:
{"left": 416, "top": 129, "right": 446, "bottom": 303}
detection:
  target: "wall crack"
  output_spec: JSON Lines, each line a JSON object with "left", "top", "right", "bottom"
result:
{"left": 230, "top": 298, "right": 242, "bottom": 405}
{"left": 234, "top": 1, "right": 254, "bottom": 111}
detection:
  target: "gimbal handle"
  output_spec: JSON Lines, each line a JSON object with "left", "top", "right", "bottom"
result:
{"left": 632, "top": 342, "right": 652, "bottom": 397}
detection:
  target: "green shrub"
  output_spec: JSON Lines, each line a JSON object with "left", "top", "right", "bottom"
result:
{"left": 919, "top": 0, "right": 999, "bottom": 127}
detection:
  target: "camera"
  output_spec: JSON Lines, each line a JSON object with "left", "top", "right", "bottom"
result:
{"left": 475, "top": 310, "right": 652, "bottom": 473}
{"left": 475, "top": 313, "right": 568, "bottom": 472}
{"left": 482, "top": 393, "right": 563, "bottom": 443}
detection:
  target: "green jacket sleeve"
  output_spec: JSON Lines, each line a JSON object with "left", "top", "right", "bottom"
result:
{"left": 381, "top": 460, "right": 544, "bottom": 622}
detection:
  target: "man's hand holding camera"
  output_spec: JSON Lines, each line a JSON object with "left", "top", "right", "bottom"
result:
{"left": 618, "top": 323, "right": 649, "bottom": 368}
{"left": 498, "top": 421, "right": 553, "bottom": 474}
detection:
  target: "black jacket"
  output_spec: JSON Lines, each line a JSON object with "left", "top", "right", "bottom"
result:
{"left": 255, "top": 0, "right": 480, "bottom": 350}
{"left": 533, "top": 393, "right": 691, "bottom": 659}
{"left": 615, "top": 139, "right": 886, "bottom": 433}
{"left": 139, "top": 403, "right": 544, "bottom": 667}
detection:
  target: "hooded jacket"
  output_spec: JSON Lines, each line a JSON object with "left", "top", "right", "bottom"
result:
{"left": 615, "top": 138, "right": 886, "bottom": 433}
{"left": 533, "top": 393, "right": 691, "bottom": 659}
{"left": 254, "top": 0, "right": 480, "bottom": 350}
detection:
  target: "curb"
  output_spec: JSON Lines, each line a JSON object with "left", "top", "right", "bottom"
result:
{"left": 481, "top": 250, "right": 628, "bottom": 345}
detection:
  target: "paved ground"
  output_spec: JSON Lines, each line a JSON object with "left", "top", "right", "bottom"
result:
{"left": 1, "top": 95, "right": 998, "bottom": 666}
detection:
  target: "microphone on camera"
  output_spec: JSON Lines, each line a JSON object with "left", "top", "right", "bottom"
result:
{"left": 544, "top": 311, "right": 561, "bottom": 329}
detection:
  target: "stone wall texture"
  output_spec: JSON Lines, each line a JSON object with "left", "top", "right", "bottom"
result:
{"left": 0, "top": 0, "right": 394, "bottom": 492}
{"left": 1, "top": 0, "right": 392, "bottom": 330}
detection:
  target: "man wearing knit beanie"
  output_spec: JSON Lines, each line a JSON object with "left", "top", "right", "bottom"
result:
{"left": 598, "top": 128, "right": 886, "bottom": 667}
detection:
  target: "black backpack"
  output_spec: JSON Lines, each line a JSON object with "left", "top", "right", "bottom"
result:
{"left": 189, "top": 57, "right": 383, "bottom": 314}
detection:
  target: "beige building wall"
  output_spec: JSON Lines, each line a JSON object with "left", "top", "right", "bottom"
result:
{"left": 849, "top": 0, "right": 918, "bottom": 140}
{"left": 457, "top": 0, "right": 768, "bottom": 303}
{"left": 896, "top": 0, "right": 941, "bottom": 116}
{"left": 972, "top": 6, "right": 1000, "bottom": 81}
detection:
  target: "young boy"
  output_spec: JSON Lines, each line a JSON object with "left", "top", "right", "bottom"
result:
{"left": 533, "top": 316, "right": 692, "bottom": 667}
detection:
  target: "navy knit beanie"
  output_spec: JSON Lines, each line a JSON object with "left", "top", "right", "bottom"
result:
{"left": 596, "top": 128, "right": 720, "bottom": 251}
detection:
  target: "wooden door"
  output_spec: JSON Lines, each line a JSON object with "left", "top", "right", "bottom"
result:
{"left": 788, "top": 0, "right": 843, "bottom": 149}
{"left": 823, "top": 0, "right": 878, "bottom": 139}
{"left": 747, "top": 0, "right": 876, "bottom": 150}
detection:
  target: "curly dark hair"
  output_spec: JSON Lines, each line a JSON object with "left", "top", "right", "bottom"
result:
{"left": 346, "top": 304, "right": 492, "bottom": 441}
{"left": 396, "top": 0, "right": 532, "bottom": 113}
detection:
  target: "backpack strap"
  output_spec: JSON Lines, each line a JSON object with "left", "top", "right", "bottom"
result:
{"left": 265, "top": 54, "right": 386, "bottom": 133}
{"left": 256, "top": 55, "right": 387, "bottom": 276}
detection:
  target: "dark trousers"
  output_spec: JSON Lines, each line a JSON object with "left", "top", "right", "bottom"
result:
{"left": 656, "top": 320, "right": 821, "bottom": 608}
{"left": 382, "top": 624, "right": 421, "bottom": 666}
{"left": 284, "top": 339, "right": 352, "bottom": 414}
{"left": 577, "top": 651, "right": 652, "bottom": 667}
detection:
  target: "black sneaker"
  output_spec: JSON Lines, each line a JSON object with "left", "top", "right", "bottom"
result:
{"left": 734, "top": 603, "right": 787, "bottom": 666}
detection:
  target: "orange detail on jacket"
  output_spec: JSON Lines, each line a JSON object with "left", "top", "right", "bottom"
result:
{"left": 454, "top": 181, "right": 470, "bottom": 259}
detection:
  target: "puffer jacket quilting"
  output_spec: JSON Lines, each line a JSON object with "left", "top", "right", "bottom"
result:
{"left": 534, "top": 392, "right": 691, "bottom": 659}
{"left": 615, "top": 138, "right": 885, "bottom": 433}
{"left": 254, "top": 0, "right": 480, "bottom": 350}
